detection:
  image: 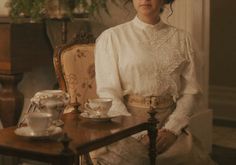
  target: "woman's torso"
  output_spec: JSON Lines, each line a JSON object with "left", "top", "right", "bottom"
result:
{"left": 100, "top": 16, "right": 191, "bottom": 100}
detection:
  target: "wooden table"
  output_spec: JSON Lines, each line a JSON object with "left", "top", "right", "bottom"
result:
{"left": 0, "top": 111, "right": 158, "bottom": 165}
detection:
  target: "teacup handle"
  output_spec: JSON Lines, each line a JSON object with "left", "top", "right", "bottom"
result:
{"left": 84, "top": 102, "right": 92, "bottom": 110}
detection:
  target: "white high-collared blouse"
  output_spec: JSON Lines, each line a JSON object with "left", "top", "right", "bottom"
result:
{"left": 95, "top": 16, "right": 202, "bottom": 135}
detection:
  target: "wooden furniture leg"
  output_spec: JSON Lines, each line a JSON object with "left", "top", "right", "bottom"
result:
{"left": 53, "top": 133, "right": 75, "bottom": 165}
{"left": 0, "top": 73, "right": 24, "bottom": 127}
{"left": 52, "top": 154, "right": 74, "bottom": 165}
{"left": 148, "top": 97, "right": 159, "bottom": 165}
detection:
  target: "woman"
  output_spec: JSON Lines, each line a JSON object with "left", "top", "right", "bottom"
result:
{"left": 94, "top": 0, "right": 216, "bottom": 164}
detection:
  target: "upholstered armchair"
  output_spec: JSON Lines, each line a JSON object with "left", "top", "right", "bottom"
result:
{"left": 53, "top": 33, "right": 97, "bottom": 114}
{"left": 53, "top": 33, "right": 97, "bottom": 164}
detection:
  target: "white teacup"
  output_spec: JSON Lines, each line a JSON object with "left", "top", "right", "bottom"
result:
{"left": 85, "top": 98, "right": 112, "bottom": 117}
{"left": 39, "top": 98, "right": 65, "bottom": 121}
{"left": 26, "top": 112, "right": 52, "bottom": 134}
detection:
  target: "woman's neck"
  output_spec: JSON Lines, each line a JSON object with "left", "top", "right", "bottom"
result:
{"left": 137, "top": 14, "right": 160, "bottom": 25}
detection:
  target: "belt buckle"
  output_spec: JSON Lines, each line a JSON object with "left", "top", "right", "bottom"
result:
{"left": 144, "top": 96, "right": 159, "bottom": 108}
{"left": 150, "top": 96, "right": 160, "bottom": 108}
{"left": 144, "top": 97, "right": 151, "bottom": 107}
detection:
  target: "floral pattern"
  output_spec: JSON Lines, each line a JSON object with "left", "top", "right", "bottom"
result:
{"left": 61, "top": 44, "right": 97, "bottom": 108}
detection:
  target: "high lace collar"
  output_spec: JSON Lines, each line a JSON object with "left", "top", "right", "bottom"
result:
{"left": 132, "top": 15, "right": 164, "bottom": 31}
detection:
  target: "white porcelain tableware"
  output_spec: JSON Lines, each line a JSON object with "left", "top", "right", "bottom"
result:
{"left": 26, "top": 112, "right": 52, "bottom": 134}
{"left": 80, "top": 112, "right": 120, "bottom": 122}
{"left": 30, "top": 90, "right": 70, "bottom": 126}
{"left": 14, "top": 126, "right": 62, "bottom": 139}
{"left": 84, "top": 98, "right": 112, "bottom": 118}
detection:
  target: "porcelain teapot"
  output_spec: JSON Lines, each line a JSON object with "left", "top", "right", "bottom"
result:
{"left": 30, "top": 90, "right": 70, "bottom": 122}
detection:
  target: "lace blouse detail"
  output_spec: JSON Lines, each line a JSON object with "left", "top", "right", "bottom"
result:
{"left": 95, "top": 16, "right": 202, "bottom": 135}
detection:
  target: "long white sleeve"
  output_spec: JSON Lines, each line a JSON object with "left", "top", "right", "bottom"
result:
{"left": 95, "top": 30, "right": 131, "bottom": 116}
{"left": 163, "top": 33, "right": 202, "bottom": 135}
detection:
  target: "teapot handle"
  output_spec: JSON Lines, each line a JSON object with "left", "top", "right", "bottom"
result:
{"left": 84, "top": 102, "right": 92, "bottom": 110}
{"left": 17, "top": 103, "right": 37, "bottom": 127}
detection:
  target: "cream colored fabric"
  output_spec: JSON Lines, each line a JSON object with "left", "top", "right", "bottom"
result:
{"left": 95, "top": 16, "right": 202, "bottom": 135}
{"left": 189, "top": 109, "right": 213, "bottom": 153}
{"left": 61, "top": 44, "right": 97, "bottom": 112}
{"left": 92, "top": 106, "right": 216, "bottom": 165}
{"left": 0, "top": 156, "right": 19, "bottom": 165}
{"left": 94, "top": 133, "right": 216, "bottom": 165}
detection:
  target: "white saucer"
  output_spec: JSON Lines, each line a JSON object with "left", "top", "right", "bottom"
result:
{"left": 80, "top": 112, "right": 120, "bottom": 122}
{"left": 15, "top": 126, "right": 62, "bottom": 139}
{"left": 52, "top": 120, "right": 64, "bottom": 127}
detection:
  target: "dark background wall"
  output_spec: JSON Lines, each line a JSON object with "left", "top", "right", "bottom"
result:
{"left": 210, "top": 0, "right": 236, "bottom": 87}
{"left": 209, "top": 0, "right": 236, "bottom": 121}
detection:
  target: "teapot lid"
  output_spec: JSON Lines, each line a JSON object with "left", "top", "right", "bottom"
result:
{"left": 31, "top": 90, "right": 70, "bottom": 105}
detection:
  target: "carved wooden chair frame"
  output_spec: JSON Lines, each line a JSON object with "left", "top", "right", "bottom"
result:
{"left": 53, "top": 31, "right": 95, "bottom": 165}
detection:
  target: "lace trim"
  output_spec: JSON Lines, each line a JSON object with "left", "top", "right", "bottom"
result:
{"left": 138, "top": 25, "right": 176, "bottom": 49}
{"left": 138, "top": 27, "right": 187, "bottom": 98}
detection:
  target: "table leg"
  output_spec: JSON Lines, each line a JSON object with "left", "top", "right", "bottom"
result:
{"left": 51, "top": 154, "right": 74, "bottom": 165}
{"left": 51, "top": 146, "right": 74, "bottom": 165}
{"left": 55, "top": 133, "right": 75, "bottom": 165}
{"left": 148, "top": 124, "right": 158, "bottom": 165}
{"left": 147, "top": 100, "right": 158, "bottom": 165}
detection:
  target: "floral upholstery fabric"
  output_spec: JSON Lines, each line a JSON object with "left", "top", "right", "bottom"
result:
{"left": 60, "top": 44, "right": 97, "bottom": 111}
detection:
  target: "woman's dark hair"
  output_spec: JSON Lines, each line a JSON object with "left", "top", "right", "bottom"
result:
{"left": 161, "top": 0, "right": 176, "bottom": 17}
{"left": 124, "top": 0, "right": 176, "bottom": 16}
{"left": 164, "top": 0, "right": 175, "bottom": 5}
{"left": 124, "top": 0, "right": 176, "bottom": 6}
